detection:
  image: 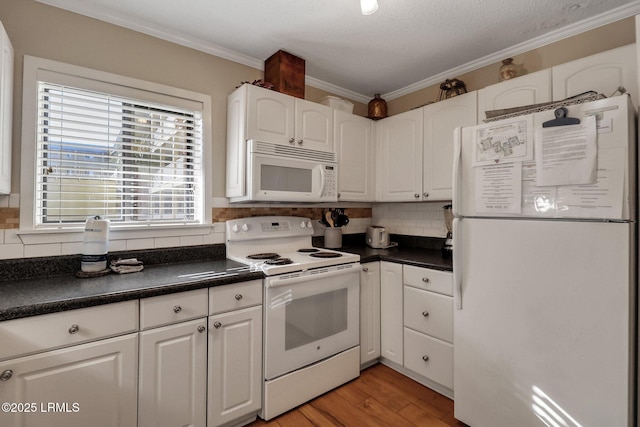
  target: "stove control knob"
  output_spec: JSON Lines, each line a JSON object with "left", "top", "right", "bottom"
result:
{"left": 241, "top": 223, "right": 249, "bottom": 232}
{"left": 300, "top": 221, "right": 306, "bottom": 228}
{"left": 306, "top": 220, "right": 312, "bottom": 229}
{"left": 231, "top": 224, "right": 240, "bottom": 233}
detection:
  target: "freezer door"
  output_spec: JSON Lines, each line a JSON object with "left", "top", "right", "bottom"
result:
{"left": 453, "top": 218, "right": 634, "bottom": 427}
{"left": 455, "top": 95, "right": 635, "bottom": 221}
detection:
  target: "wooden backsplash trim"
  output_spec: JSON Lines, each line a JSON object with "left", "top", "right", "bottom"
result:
{"left": 213, "top": 207, "right": 372, "bottom": 223}
{"left": 0, "top": 208, "right": 19, "bottom": 229}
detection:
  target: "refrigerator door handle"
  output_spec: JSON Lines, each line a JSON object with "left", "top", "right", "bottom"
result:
{"left": 452, "top": 127, "right": 462, "bottom": 218}
{"left": 453, "top": 217, "right": 462, "bottom": 309}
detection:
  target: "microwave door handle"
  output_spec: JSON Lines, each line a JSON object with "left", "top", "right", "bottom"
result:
{"left": 318, "top": 165, "right": 326, "bottom": 196}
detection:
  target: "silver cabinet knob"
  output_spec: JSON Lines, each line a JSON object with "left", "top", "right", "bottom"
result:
{"left": 362, "top": 267, "right": 369, "bottom": 272}
{"left": 414, "top": 193, "right": 420, "bottom": 198}
{"left": 423, "top": 192, "right": 429, "bottom": 198}
{"left": 422, "top": 277, "right": 430, "bottom": 283}
{"left": 235, "top": 294, "right": 243, "bottom": 301}
{"left": 68, "top": 324, "right": 79, "bottom": 334}
{"left": 297, "top": 139, "right": 303, "bottom": 145}
{"left": 197, "top": 325, "right": 206, "bottom": 333}
{"left": 173, "top": 305, "right": 182, "bottom": 313}
{"left": 289, "top": 138, "right": 295, "bottom": 144}
{"left": 422, "top": 355, "right": 430, "bottom": 362}
{"left": 422, "top": 311, "right": 430, "bottom": 317}
{"left": 0, "top": 369, "right": 13, "bottom": 381}
{"left": 213, "top": 321, "right": 222, "bottom": 329}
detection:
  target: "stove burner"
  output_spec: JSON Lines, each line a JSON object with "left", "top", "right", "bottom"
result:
{"left": 309, "top": 251, "right": 343, "bottom": 258}
{"left": 264, "top": 257, "right": 293, "bottom": 265}
{"left": 247, "top": 252, "right": 280, "bottom": 260}
{"left": 297, "top": 248, "right": 320, "bottom": 253}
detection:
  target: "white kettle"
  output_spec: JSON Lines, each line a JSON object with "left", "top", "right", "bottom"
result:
{"left": 366, "top": 226, "right": 390, "bottom": 248}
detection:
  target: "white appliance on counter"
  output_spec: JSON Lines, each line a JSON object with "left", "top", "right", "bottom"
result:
{"left": 226, "top": 216, "right": 360, "bottom": 420}
{"left": 226, "top": 140, "right": 338, "bottom": 203}
{"left": 452, "top": 95, "right": 636, "bottom": 426}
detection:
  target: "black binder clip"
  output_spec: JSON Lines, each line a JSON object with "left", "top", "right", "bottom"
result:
{"left": 542, "top": 107, "right": 581, "bottom": 128}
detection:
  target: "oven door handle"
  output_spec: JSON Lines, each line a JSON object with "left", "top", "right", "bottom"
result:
{"left": 265, "top": 263, "right": 361, "bottom": 287}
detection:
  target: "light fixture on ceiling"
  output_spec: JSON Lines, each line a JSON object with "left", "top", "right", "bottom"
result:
{"left": 361, "top": 0, "right": 379, "bottom": 15}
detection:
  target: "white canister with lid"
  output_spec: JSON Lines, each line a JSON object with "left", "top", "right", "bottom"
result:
{"left": 81, "top": 215, "right": 110, "bottom": 272}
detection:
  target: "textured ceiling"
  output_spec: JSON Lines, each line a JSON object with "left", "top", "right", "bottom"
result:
{"left": 36, "top": 0, "right": 640, "bottom": 101}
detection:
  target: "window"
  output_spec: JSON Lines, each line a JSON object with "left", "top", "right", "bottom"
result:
{"left": 21, "top": 56, "right": 212, "bottom": 230}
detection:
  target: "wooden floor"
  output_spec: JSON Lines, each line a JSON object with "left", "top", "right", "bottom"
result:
{"left": 249, "top": 363, "right": 468, "bottom": 427}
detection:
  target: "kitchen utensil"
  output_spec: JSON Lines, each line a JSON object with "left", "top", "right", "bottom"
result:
{"left": 325, "top": 211, "right": 334, "bottom": 227}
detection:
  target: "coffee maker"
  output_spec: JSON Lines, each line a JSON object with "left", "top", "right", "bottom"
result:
{"left": 442, "top": 204, "right": 453, "bottom": 257}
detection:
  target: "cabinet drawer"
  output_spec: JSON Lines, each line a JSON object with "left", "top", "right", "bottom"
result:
{"left": 403, "top": 265, "right": 452, "bottom": 296}
{"left": 209, "top": 280, "right": 262, "bottom": 315}
{"left": 404, "top": 327, "right": 453, "bottom": 390}
{"left": 0, "top": 300, "right": 139, "bottom": 361}
{"left": 404, "top": 286, "right": 453, "bottom": 343}
{"left": 140, "top": 288, "right": 208, "bottom": 330}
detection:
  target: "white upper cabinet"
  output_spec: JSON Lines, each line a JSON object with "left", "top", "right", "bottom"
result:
{"left": 242, "top": 84, "right": 334, "bottom": 152}
{"left": 422, "top": 91, "right": 477, "bottom": 201}
{"left": 477, "top": 69, "right": 552, "bottom": 122}
{"left": 376, "top": 108, "right": 423, "bottom": 201}
{"left": 334, "top": 110, "right": 374, "bottom": 201}
{"left": 0, "top": 21, "right": 13, "bottom": 195}
{"left": 552, "top": 43, "right": 637, "bottom": 107}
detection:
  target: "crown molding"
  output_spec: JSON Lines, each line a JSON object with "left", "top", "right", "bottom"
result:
{"left": 383, "top": 1, "right": 640, "bottom": 100}
{"left": 305, "top": 76, "right": 371, "bottom": 104}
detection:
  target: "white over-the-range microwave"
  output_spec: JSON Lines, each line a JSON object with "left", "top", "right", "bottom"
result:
{"left": 226, "top": 140, "right": 338, "bottom": 203}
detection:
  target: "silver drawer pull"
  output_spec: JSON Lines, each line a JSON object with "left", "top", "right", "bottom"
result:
{"left": 213, "top": 321, "right": 222, "bottom": 329}
{"left": 0, "top": 369, "right": 13, "bottom": 381}
{"left": 362, "top": 267, "right": 369, "bottom": 272}
{"left": 235, "top": 294, "right": 243, "bottom": 301}
{"left": 422, "top": 277, "right": 430, "bottom": 283}
{"left": 422, "top": 355, "right": 430, "bottom": 362}
{"left": 68, "top": 324, "right": 79, "bottom": 334}
{"left": 422, "top": 311, "right": 430, "bottom": 317}
{"left": 197, "top": 325, "right": 206, "bottom": 333}
{"left": 173, "top": 305, "right": 182, "bottom": 313}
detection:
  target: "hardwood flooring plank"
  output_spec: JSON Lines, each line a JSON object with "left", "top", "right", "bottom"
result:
{"left": 397, "top": 402, "right": 452, "bottom": 427}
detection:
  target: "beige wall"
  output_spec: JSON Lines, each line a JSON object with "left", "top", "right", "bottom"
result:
{"left": 388, "top": 17, "right": 636, "bottom": 115}
{"left": 0, "top": 0, "right": 635, "bottom": 199}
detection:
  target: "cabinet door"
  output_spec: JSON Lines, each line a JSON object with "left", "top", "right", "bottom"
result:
{"left": 335, "top": 110, "right": 374, "bottom": 201}
{"left": 246, "top": 84, "right": 295, "bottom": 145}
{"left": 380, "top": 261, "right": 403, "bottom": 365}
{"left": 360, "top": 262, "right": 381, "bottom": 366}
{"left": 294, "top": 99, "right": 334, "bottom": 152}
{"left": 552, "top": 44, "right": 638, "bottom": 107}
{"left": 477, "top": 69, "right": 551, "bottom": 122}
{"left": 0, "top": 334, "right": 137, "bottom": 427}
{"left": 423, "top": 91, "right": 477, "bottom": 201}
{"left": 208, "top": 306, "right": 262, "bottom": 427}
{"left": 376, "top": 109, "right": 423, "bottom": 201}
{"left": 138, "top": 318, "right": 207, "bottom": 427}
{"left": 0, "top": 22, "right": 12, "bottom": 195}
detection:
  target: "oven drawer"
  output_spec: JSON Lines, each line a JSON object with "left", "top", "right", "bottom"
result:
{"left": 140, "top": 288, "right": 208, "bottom": 330}
{"left": 0, "top": 300, "right": 139, "bottom": 361}
{"left": 403, "top": 286, "right": 453, "bottom": 343}
{"left": 404, "top": 327, "right": 453, "bottom": 390}
{"left": 403, "top": 265, "right": 453, "bottom": 296}
{"left": 209, "top": 280, "right": 262, "bottom": 315}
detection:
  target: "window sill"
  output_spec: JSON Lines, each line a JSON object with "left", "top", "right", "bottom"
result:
{"left": 16, "top": 224, "right": 215, "bottom": 245}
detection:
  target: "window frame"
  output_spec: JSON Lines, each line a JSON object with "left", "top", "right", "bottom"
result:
{"left": 20, "top": 56, "right": 213, "bottom": 238}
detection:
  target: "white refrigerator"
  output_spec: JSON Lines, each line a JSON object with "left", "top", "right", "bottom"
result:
{"left": 452, "top": 95, "right": 636, "bottom": 427}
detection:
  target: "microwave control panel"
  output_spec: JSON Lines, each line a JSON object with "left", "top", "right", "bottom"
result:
{"left": 323, "top": 165, "right": 337, "bottom": 197}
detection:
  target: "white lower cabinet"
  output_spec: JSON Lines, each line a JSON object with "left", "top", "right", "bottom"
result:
{"left": 0, "top": 300, "right": 139, "bottom": 427}
{"left": 138, "top": 318, "right": 208, "bottom": 427}
{"left": 380, "top": 261, "right": 403, "bottom": 364}
{"left": 208, "top": 281, "right": 263, "bottom": 427}
{"left": 360, "top": 261, "right": 381, "bottom": 367}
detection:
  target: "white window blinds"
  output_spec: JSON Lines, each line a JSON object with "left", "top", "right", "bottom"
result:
{"left": 35, "top": 82, "right": 204, "bottom": 226}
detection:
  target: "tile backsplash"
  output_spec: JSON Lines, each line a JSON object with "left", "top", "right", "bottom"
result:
{"left": 372, "top": 202, "right": 449, "bottom": 238}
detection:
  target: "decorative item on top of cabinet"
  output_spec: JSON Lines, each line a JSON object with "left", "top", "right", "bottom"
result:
{"left": 437, "top": 78, "right": 467, "bottom": 101}
{"left": 367, "top": 93, "right": 387, "bottom": 120}
{"left": 499, "top": 58, "right": 518, "bottom": 81}
{"left": 264, "top": 49, "right": 305, "bottom": 99}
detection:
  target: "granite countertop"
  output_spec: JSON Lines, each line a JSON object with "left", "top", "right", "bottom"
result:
{"left": 0, "top": 235, "right": 452, "bottom": 321}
